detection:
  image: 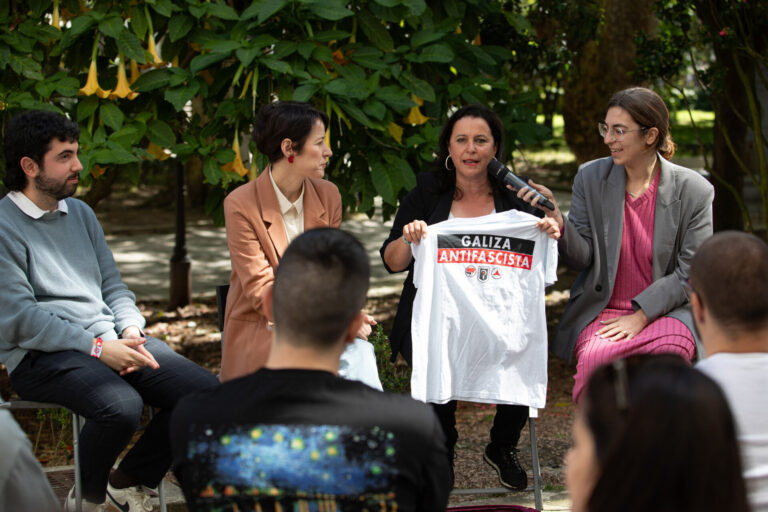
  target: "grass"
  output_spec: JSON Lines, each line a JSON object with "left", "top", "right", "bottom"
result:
{"left": 670, "top": 109, "right": 714, "bottom": 157}
{"left": 525, "top": 110, "right": 714, "bottom": 166}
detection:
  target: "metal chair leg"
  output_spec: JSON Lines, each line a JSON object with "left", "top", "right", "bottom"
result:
{"left": 146, "top": 407, "right": 168, "bottom": 512}
{"left": 73, "top": 413, "right": 82, "bottom": 512}
{"left": 158, "top": 479, "right": 167, "bottom": 512}
{"left": 529, "top": 416, "right": 542, "bottom": 511}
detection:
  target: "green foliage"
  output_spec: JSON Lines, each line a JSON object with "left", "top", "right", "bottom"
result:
{"left": 369, "top": 324, "right": 410, "bottom": 394}
{"left": 482, "top": 0, "right": 601, "bottom": 129}
{"left": 634, "top": 0, "right": 768, "bottom": 237}
{"left": 33, "top": 407, "right": 73, "bottom": 458}
{"left": 0, "top": 0, "right": 551, "bottom": 219}
{"left": 670, "top": 111, "right": 714, "bottom": 156}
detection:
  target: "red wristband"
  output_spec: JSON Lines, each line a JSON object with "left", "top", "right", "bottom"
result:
{"left": 90, "top": 337, "right": 103, "bottom": 358}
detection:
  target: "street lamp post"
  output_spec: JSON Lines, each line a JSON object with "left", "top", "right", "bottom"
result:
{"left": 170, "top": 160, "right": 190, "bottom": 307}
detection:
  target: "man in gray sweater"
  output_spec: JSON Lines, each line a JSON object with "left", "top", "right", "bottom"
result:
{"left": 0, "top": 110, "right": 219, "bottom": 511}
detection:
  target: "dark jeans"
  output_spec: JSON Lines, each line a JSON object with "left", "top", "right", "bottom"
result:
{"left": 10, "top": 337, "right": 218, "bottom": 503}
{"left": 432, "top": 401, "right": 528, "bottom": 452}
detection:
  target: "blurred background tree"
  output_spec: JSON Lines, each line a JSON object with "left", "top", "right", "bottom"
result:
{"left": 1, "top": 0, "right": 762, "bottom": 238}
{"left": 0, "top": 0, "right": 550, "bottom": 223}
{"left": 635, "top": 0, "right": 768, "bottom": 238}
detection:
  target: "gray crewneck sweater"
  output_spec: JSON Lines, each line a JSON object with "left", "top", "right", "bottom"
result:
{"left": 0, "top": 196, "right": 145, "bottom": 374}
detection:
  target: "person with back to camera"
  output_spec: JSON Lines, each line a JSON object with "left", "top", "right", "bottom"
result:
{"left": 0, "top": 409, "right": 59, "bottom": 511}
{"left": 171, "top": 228, "right": 450, "bottom": 512}
{"left": 692, "top": 231, "right": 768, "bottom": 512}
{"left": 511, "top": 87, "right": 714, "bottom": 402}
{"left": 220, "top": 101, "right": 378, "bottom": 385}
{"left": 380, "top": 104, "right": 561, "bottom": 490}
{"left": 565, "top": 354, "right": 750, "bottom": 512}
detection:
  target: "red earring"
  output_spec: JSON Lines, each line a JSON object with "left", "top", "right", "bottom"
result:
{"left": 288, "top": 155, "right": 294, "bottom": 163}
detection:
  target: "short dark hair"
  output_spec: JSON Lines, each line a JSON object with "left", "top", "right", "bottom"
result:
{"left": 434, "top": 104, "right": 505, "bottom": 199}
{"left": 689, "top": 231, "right": 768, "bottom": 331}
{"left": 272, "top": 228, "right": 370, "bottom": 347}
{"left": 583, "top": 355, "right": 749, "bottom": 512}
{"left": 253, "top": 101, "right": 329, "bottom": 163}
{"left": 606, "top": 87, "right": 676, "bottom": 160}
{"left": 3, "top": 110, "right": 80, "bottom": 191}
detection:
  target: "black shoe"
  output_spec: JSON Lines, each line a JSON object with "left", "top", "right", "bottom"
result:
{"left": 483, "top": 442, "right": 527, "bottom": 491}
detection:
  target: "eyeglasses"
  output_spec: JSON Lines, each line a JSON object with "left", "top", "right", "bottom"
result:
{"left": 598, "top": 122, "right": 647, "bottom": 140}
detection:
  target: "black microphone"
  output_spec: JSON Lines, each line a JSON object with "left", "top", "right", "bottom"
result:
{"left": 487, "top": 158, "right": 555, "bottom": 211}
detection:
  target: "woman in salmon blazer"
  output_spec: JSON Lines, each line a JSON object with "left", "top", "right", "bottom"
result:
{"left": 220, "top": 101, "right": 343, "bottom": 381}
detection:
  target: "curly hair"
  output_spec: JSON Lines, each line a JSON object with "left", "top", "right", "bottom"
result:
{"left": 3, "top": 110, "right": 80, "bottom": 191}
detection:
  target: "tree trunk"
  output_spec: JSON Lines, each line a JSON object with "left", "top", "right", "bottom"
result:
{"left": 82, "top": 170, "right": 118, "bottom": 208}
{"left": 709, "top": 53, "right": 748, "bottom": 232}
{"left": 695, "top": 0, "right": 768, "bottom": 234}
{"left": 562, "top": 0, "right": 657, "bottom": 166}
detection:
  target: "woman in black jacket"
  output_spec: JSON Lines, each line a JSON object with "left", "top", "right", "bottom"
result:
{"left": 380, "top": 104, "right": 558, "bottom": 490}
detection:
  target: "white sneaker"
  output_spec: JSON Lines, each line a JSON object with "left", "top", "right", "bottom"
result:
{"left": 105, "top": 483, "right": 153, "bottom": 511}
{"left": 64, "top": 486, "right": 105, "bottom": 512}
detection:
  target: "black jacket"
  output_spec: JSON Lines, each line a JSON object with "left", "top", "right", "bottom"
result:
{"left": 379, "top": 171, "right": 543, "bottom": 364}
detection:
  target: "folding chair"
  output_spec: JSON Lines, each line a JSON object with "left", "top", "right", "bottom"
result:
{"left": 216, "top": 283, "right": 230, "bottom": 334}
{"left": 0, "top": 397, "right": 168, "bottom": 512}
{"left": 528, "top": 409, "right": 543, "bottom": 511}
{"left": 451, "top": 407, "right": 543, "bottom": 511}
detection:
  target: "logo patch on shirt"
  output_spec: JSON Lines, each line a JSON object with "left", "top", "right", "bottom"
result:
{"left": 465, "top": 265, "right": 477, "bottom": 278}
{"left": 437, "top": 234, "right": 534, "bottom": 270}
{"left": 478, "top": 267, "right": 489, "bottom": 282}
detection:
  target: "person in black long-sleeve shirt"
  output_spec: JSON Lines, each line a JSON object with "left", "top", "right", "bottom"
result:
{"left": 171, "top": 228, "right": 450, "bottom": 512}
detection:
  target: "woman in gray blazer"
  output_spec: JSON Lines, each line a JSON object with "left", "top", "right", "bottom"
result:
{"left": 518, "top": 87, "right": 714, "bottom": 402}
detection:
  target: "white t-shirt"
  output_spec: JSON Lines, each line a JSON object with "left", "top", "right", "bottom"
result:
{"left": 410, "top": 210, "right": 558, "bottom": 408}
{"left": 697, "top": 353, "right": 768, "bottom": 512}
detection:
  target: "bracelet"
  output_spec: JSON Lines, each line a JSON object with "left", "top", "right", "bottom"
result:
{"left": 402, "top": 235, "right": 411, "bottom": 246}
{"left": 90, "top": 337, "right": 103, "bottom": 358}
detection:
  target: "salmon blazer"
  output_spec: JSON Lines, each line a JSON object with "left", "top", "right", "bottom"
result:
{"left": 552, "top": 155, "right": 714, "bottom": 362}
{"left": 220, "top": 170, "right": 342, "bottom": 381}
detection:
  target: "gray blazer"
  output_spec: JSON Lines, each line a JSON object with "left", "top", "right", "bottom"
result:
{"left": 552, "top": 155, "right": 714, "bottom": 362}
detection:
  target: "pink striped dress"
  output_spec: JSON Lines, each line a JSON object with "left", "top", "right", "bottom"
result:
{"left": 571, "top": 171, "right": 695, "bottom": 402}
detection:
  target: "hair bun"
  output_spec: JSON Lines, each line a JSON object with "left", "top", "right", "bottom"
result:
{"left": 661, "top": 133, "right": 677, "bottom": 160}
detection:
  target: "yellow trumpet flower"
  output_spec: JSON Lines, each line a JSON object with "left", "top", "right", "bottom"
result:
{"left": 147, "top": 32, "right": 164, "bottom": 67}
{"left": 404, "top": 94, "right": 429, "bottom": 125}
{"left": 52, "top": 0, "right": 61, "bottom": 30}
{"left": 404, "top": 106, "right": 429, "bottom": 125}
{"left": 146, "top": 142, "right": 170, "bottom": 161}
{"left": 109, "top": 54, "right": 138, "bottom": 100}
{"left": 130, "top": 60, "right": 140, "bottom": 84}
{"left": 249, "top": 155, "right": 260, "bottom": 178}
{"left": 79, "top": 59, "right": 112, "bottom": 98}
{"left": 387, "top": 122, "right": 403, "bottom": 144}
{"left": 222, "top": 134, "right": 248, "bottom": 176}
{"left": 90, "top": 165, "right": 107, "bottom": 179}
{"left": 324, "top": 125, "right": 332, "bottom": 150}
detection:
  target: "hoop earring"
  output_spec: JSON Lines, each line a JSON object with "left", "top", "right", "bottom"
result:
{"left": 288, "top": 155, "right": 294, "bottom": 163}
{"left": 444, "top": 155, "right": 455, "bottom": 171}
